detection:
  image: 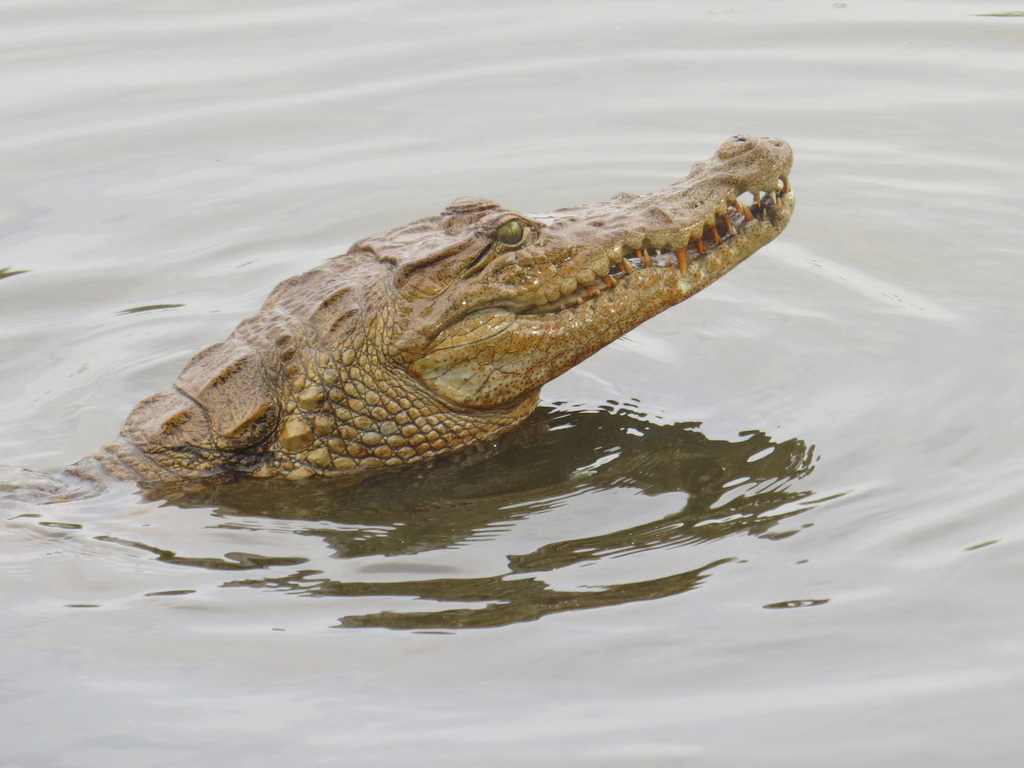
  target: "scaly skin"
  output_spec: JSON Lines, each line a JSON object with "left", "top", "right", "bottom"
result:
{"left": 76, "top": 135, "right": 795, "bottom": 483}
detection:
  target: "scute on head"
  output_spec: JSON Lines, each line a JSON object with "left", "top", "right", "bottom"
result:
{"left": 440, "top": 196, "right": 504, "bottom": 234}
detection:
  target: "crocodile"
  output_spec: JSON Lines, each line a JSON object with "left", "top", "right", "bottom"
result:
{"left": 72, "top": 135, "right": 795, "bottom": 484}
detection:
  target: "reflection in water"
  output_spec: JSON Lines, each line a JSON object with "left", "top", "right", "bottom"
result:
{"left": 139, "top": 402, "right": 826, "bottom": 630}
{"left": 115, "top": 303, "right": 185, "bottom": 315}
{"left": 0, "top": 267, "right": 29, "bottom": 281}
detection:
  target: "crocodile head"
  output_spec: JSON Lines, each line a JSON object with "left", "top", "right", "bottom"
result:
{"left": 84, "top": 134, "right": 794, "bottom": 483}
{"left": 371, "top": 134, "right": 794, "bottom": 409}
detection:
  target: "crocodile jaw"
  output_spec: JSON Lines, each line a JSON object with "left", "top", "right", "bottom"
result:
{"left": 410, "top": 138, "right": 795, "bottom": 408}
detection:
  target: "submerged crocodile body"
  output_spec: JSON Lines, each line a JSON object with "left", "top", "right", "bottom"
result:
{"left": 75, "top": 135, "right": 795, "bottom": 484}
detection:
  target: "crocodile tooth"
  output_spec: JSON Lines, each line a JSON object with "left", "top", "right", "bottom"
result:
{"left": 737, "top": 200, "right": 754, "bottom": 222}
{"left": 642, "top": 249, "right": 653, "bottom": 267}
{"left": 709, "top": 220, "right": 723, "bottom": 245}
{"left": 620, "top": 258, "right": 634, "bottom": 273}
{"left": 724, "top": 213, "right": 737, "bottom": 235}
{"left": 781, "top": 175, "right": 791, "bottom": 193}
{"left": 694, "top": 235, "right": 706, "bottom": 256}
{"left": 602, "top": 275, "right": 617, "bottom": 289}
{"left": 585, "top": 285, "right": 599, "bottom": 298}
{"left": 675, "top": 250, "right": 686, "bottom": 271}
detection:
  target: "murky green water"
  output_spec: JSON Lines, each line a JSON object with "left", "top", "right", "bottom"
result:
{"left": 2, "top": 1, "right": 1023, "bottom": 765}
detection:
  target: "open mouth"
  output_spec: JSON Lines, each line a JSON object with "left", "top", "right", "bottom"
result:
{"left": 524, "top": 175, "right": 792, "bottom": 315}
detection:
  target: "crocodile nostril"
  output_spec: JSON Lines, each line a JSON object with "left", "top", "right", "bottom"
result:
{"left": 718, "top": 135, "right": 755, "bottom": 159}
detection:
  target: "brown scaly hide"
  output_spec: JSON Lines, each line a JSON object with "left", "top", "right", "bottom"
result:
{"left": 77, "top": 135, "right": 794, "bottom": 484}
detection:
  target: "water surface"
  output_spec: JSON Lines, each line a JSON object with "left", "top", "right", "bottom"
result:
{"left": 2, "top": 1, "right": 1023, "bottom": 766}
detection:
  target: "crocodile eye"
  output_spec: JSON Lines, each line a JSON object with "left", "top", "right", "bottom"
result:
{"left": 495, "top": 219, "right": 524, "bottom": 246}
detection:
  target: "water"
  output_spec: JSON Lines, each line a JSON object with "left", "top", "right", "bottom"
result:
{"left": 2, "top": 1, "right": 1023, "bottom": 765}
